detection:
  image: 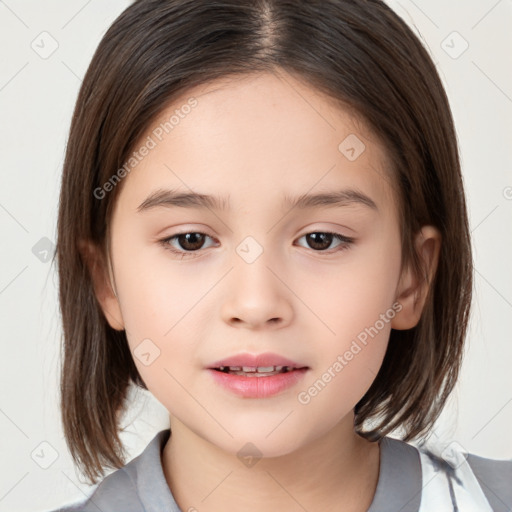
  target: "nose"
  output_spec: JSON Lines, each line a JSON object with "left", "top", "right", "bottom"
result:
{"left": 220, "top": 248, "right": 293, "bottom": 330}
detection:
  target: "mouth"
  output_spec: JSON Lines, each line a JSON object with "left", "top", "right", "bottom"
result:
{"left": 206, "top": 352, "right": 310, "bottom": 398}
{"left": 207, "top": 351, "right": 308, "bottom": 373}
{"left": 212, "top": 365, "right": 307, "bottom": 377}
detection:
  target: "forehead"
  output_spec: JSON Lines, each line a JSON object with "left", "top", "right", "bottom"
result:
{"left": 115, "top": 70, "right": 397, "bottom": 217}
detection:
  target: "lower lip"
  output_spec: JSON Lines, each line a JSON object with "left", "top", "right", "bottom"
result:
{"left": 206, "top": 368, "right": 309, "bottom": 398}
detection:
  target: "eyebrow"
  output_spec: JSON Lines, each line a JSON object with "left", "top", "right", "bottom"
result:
{"left": 136, "top": 187, "right": 378, "bottom": 213}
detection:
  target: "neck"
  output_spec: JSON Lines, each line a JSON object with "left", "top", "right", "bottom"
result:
{"left": 161, "top": 412, "right": 381, "bottom": 512}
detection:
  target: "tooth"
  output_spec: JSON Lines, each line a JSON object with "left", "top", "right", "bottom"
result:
{"left": 230, "top": 366, "right": 242, "bottom": 371}
{"left": 257, "top": 366, "right": 275, "bottom": 372}
{"left": 242, "top": 366, "right": 257, "bottom": 372}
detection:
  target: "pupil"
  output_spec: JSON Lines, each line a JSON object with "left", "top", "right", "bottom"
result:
{"left": 307, "top": 232, "right": 332, "bottom": 250}
{"left": 179, "top": 233, "right": 204, "bottom": 251}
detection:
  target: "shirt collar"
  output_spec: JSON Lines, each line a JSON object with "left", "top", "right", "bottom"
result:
{"left": 367, "top": 436, "right": 422, "bottom": 512}
{"left": 126, "top": 429, "right": 422, "bottom": 512}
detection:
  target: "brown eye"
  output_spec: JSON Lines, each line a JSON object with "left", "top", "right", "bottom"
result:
{"left": 305, "top": 232, "right": 334, "bottom": 250}
{"left": 175, "top": 232, "right": 206, "bottom": 251}
{"left": 160, "top": 230, "right": 353, "bottom": 259}
{"left": 296, "top": 231, "right": 354, "bottom": 252}
{"left": 161, "top": 232, "right": 216, "bottom": 258}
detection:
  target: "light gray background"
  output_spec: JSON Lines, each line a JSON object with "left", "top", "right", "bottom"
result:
{"left": 0, "top": 1, "right": 511, "bottom": 510}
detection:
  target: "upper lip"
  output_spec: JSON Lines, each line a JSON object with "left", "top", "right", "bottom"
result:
{"left": 207, "top": 352, "right": 308, "bottom": 369}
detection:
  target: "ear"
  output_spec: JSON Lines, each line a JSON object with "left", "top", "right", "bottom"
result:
{"left": 78, "top": 239, "right": 125, "bottom": 331}
{"left": 391, "top": 225, "right": 441, "bottom": 330}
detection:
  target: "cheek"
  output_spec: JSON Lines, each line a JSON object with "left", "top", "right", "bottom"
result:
{"left": 296, "top": 277, "right": 396, "bottom": 421}
{"left": 113, "top": 244, "right": 206, "bottom": 338}
{"left": 294, "top": 236, "right": 401, "bottom": 395}
{"left": 113, "top": 217, "right": 401, "bottom": 412}
{"left": 111, "top": 245, "right": 208, "bottom": 397}
{"left": 296, "top": 235, "right": 401, "bottom": 340}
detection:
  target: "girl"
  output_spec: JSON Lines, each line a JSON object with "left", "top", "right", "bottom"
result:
{"left": 53, "top": 0, "right": 511, "bottom": 511}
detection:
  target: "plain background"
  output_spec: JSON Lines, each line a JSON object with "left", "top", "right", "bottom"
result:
{"left": 0, "top": 0, "right": 511, "bottom": 510}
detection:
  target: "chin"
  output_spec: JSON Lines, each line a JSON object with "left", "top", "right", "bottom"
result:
{"left": 208, "top": 418, "right": 312, "bottom": 460}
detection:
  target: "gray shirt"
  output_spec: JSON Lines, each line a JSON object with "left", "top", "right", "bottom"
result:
{"left": 51, "top": 429, "right": 512, "bottom": 512}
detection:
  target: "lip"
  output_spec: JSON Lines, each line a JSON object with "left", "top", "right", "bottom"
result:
{"left": 207, "top": 367, "right": 309, "bottom": 398}
{"left": 206, "top": 352, "right": 309, "bottom": 398}
{"left": 207, "top": 351, "right": 307, "bottom": 370}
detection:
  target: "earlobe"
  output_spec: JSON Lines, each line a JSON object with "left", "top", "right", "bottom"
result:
{"left": 78, "top": 239, "right": 125, "bottom": 331}
{"left": 391, "top": 226, "right": 441, "bottom": 331}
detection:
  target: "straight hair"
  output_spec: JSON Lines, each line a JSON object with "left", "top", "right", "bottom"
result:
{"left": 56, "top": 0, "right": 473, "bottom": 484}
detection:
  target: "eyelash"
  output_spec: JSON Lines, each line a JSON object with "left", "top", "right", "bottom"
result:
{"left": 158, "top": 230, "right": 355, "bottom": 259}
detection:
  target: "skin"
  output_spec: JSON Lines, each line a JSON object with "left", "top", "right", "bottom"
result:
{"left": 87, "top": 70, "right": 441, "bottom": 511}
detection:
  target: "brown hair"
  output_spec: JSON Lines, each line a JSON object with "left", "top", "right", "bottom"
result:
{"left": 56, "top": 0, "right": 473, "bottom": 484}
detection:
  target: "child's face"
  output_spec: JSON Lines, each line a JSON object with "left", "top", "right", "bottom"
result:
{"left": 100, "top": 71, "right": 418, "bottom": 456}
